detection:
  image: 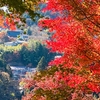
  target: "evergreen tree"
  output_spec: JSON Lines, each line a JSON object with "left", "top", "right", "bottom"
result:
{"left": 36, "top": 56, "right": 46, "bottom": 71}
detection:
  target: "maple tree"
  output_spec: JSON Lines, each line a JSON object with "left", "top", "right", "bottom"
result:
{"left": 21, "top": 0, "right": 100, "bottom": 100}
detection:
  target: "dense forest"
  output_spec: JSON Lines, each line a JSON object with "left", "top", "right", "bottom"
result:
{"left": 0, "top": 40, "right": 55, "bottom": 67}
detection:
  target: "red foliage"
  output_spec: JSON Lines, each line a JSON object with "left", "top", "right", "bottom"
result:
{"left": 22, "top": 0, "right": 100, "bottom": 99}
{"left": 5, "top": 16, "right": 17, "bottom": 30}
{"left": 39, "top": 0, "right": 100, "bottom": 93}
{"left": 0, "top": 14, "right": 18, "bottom": 30}
{"left": 88, "top": 82, "right": 100, "bottom": 93}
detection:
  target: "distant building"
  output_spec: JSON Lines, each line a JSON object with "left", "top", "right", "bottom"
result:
{"left": 7, "top": 30, "right": 23, "bottom": 38}
{"left": 54, "top": 55, "right": 62, "bottom": 59}
{"left": 19, "top": 34, "right": 29, "bottom": 41}
{"left": 7, "top": 30, "right": 29, "bottom": 41}
{"left": 5, "top": 30, "right": 28, "bottom": 46}
{"left": 4, "top": 41, "right": 18, "bottom": 46}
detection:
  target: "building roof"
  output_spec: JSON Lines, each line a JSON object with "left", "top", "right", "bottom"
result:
{"left": 7, "top": 30, "right": 22, "bottom": 38}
